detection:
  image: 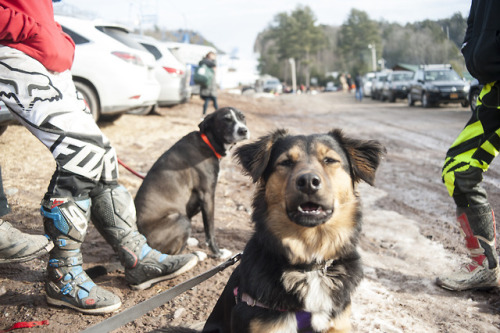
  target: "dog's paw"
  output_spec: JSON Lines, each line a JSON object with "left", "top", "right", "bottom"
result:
{"left": 194, "top": 251, "right": 208, "bottom": 261}
{"left": 187, "top": 237, "right": 200, "bottom": 247}
{"left": 217, "top": 248, "right": 232, "bottom": 260}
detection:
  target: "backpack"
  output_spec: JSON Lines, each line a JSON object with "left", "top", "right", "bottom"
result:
{"left": 194, "top": 63, "right": 213, "bottom": 88}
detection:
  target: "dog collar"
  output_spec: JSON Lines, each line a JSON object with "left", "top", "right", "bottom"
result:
{"left": 200, "top": 133, "right": 222, "bottom": 159}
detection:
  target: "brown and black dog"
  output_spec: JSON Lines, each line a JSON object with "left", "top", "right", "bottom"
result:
{"left": 135, "top": 107, "right": 249, "bottom": 258}
{"left": 203, "top": 129, "right": 385, "bottom": 333}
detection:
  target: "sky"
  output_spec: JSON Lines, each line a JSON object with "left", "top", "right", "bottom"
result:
{"left": 59, "top": 0, "right": 471, "bottom": 61}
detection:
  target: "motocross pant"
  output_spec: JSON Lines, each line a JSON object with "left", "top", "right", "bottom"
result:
{"left": 442, "top": 81, "right": 500, "bottom": 208}
{"left": 442, "top": 81, "right": 500, "bottom": 270}
{"left": 0, "top": 46, "right": 118, "bottom": 200}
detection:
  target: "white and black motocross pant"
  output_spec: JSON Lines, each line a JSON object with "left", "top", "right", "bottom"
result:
{"left": 0, "top": 46, "right": 118, "bottom": 199}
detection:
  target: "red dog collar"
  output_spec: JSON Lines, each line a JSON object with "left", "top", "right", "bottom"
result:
{"left": 200, "top": 133, "right": 222, "bottom": 159}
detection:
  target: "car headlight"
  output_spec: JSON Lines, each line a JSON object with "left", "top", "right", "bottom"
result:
{"left": 463, "top": 85, "right": 470, "bottom": 93}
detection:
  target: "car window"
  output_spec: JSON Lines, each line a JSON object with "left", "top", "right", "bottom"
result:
{"left": 392, "top": 72, "right": 413, "bottom": 81}
{"left": 61, "top": 26, "right": 89, "bottom": 45}
{"left": 265, "top": 80, "right": 280, "bottom": 86}
{"left": 425, "top": 70, "right": 461, "bottom": 82}
{"left": 140, "top": 42, "right": 162, "bottom": 60}
{"left": 96, "top": 26, "right": 148, "bottom": 52}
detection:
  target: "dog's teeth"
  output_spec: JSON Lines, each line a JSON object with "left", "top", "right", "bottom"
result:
{"left": 298, "top": 205, "right": 324, "bottom": 215}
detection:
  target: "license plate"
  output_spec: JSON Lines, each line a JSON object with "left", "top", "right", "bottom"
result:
{"left": 450, "top": 93, "right": 458, "bottom": 99}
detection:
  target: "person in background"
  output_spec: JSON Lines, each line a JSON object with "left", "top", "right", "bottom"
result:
{"left": 0, "top": 0, "right": 199, "bottom": 314}
{"left": 354, "top": 73, "right": 363, "bottom": 101}
{"left": 346, "top": 74, "right": 353, "bottom": 93}
{"left": 437, "top": 0, "right": 500, "bottom": 291}
{"left": 339, "top": 73, "right": 348, "bottom": 92}
{"left": 199, "top": 51, "right": 218, "bottom": 115}
{"left": 0, "top": 166, "right": 53, "bottom": 264}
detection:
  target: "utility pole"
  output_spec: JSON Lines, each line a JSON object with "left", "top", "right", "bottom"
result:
{"left": 289, "top": 58, "right": 297, "bottom": 93}
{"left": 368, "top": 43, "right": 376, "bottom": 72}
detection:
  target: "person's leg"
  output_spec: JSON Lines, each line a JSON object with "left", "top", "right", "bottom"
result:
{"left": 0, "top": 46, "right": 121, "bottom": 313}
{"left": 90, "top": 183, "right": 199, "bottom": 290}
{"left": 438, "top": 82, "right": 500, "bottom": 291}
{"left": 0, "top": 166, "right": 10, "bottom": 217}
{"left": 202, "top": 97, "right": 209, "bottom": 115}
{"left": 212, "top": 96, "right": 219, "bottom": 111}
{"left": 0, "top": 166, "right": 53, "bottom": 264}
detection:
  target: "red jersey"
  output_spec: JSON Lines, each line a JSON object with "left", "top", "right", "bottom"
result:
{"left": 0, "top": 0, "right": 75, "bottom": 72}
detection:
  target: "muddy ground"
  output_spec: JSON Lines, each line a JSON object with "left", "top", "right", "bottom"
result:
{"left": 1, "top": 91, "right": 500, "bottom": 332}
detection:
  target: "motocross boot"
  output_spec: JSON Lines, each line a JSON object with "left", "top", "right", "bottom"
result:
{"left": 42, "top": 197, "right": 121, "bottom": 314}
{"left": 436, "top": 204, "right": 500, "bottom": 291}
{"left": 0, "top": 219, "right": 53, "bottom": 264}
{"left": 90, "top": 185, "right": 199, "bottom": 290}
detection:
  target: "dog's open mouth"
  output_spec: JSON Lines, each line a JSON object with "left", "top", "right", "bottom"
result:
{"left": 287, "top": 202, "right": 333, "bottom": 227}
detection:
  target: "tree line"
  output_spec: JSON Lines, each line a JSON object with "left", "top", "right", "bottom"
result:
{"left": 254, "top": 5, "right": 468, "bottom": 87}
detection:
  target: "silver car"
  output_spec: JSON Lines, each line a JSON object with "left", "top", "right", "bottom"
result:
{"left": 130, "top": 34, "right": 192, "bottom": 107}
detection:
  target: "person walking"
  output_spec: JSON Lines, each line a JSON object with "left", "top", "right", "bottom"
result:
{"left": 0, "top": 0, "right": 199, "bottom": 314}
{"left": 437, "top": 0, "right": 500, "bottom": 291}
{"left": 354, "top": 74, "right": 363, "bottom": 101}
{"left": 199, "top": 51, "right": 218, "bottom": 115}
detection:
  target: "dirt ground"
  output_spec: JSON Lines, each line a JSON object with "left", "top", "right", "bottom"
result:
{"left": 1, "top": 91, "right": 500, "bottom": 332}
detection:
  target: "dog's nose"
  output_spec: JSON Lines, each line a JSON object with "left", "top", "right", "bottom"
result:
{"left": 238, "top": 127, "right": 248, "bottom": 137}
{"left": 296, "top": 173, "right": 322, "bottom": 194}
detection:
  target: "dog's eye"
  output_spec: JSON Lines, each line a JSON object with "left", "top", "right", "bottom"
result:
{"left": 323, "top": 157, "right": 339, "bottom": 165}
{"left": 224, "top": 115, "right": 232, "bottom": 122}
{"left": 278, "top": 159, "right": 294, "bottom": 167}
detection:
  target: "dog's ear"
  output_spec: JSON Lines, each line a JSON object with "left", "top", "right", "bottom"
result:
{"left": 235, "top": 129, "right": 288, "bottom": 183}
{"left": 329, "top": 129, "right": 386, "bottom": 186}
{"left": 198, "top": 112, "right": 216, "bottom": 133}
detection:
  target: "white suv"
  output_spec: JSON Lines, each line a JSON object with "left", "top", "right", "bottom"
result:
{"left": 55, "top": 15, "right": 160, "bottom": 121}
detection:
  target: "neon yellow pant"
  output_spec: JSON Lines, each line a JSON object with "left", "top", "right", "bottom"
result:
{"left": 442, "top": 81, "right": 500, "bottom": 207}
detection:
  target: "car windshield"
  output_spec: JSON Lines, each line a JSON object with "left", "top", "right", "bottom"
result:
{"left": 96, "top": 26, "right": 148, "bottom": 52}
{"left": 424, "top": 70, "right": 461, "bottom": 82}
{"left": 266, "top": 80, "right": 280, "bottom": 85}
{"left": 392, "top": 72, "right": 413, "bottom": 81}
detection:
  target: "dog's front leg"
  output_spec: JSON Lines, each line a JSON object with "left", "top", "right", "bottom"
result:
{"left": 201, "top": 192, "right": 233, "bottom": 259}
{"left": 201, "top": 192, "right": 222, "bottom": 256}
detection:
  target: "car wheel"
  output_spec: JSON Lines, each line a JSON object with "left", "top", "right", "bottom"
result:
{"left": 422, "top": 93, "right": 430, "bottom": 108}
{"left": 100, "top": 113, "right": 123, "bottom": 122}
{"left": 126, "top": 105, "right": 155, "bottom": 115}
{"left": 469, "top": 89, "right": 480, "bottom": 112}
{"left": 408, "top": 93, "right": 414, "bottom": 106}
{"left": 74, "top": 81, "right": 99, "bottom": 122}
{"left": 0, "top": 125, "right": 7, "bottom": 136}
{"left": 389, "top": 93, "right": 396, "bottom": 103}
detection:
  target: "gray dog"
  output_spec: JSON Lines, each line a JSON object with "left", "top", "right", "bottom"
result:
{"left": 135, "top": 107, "right": 250, "bottom": 258}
